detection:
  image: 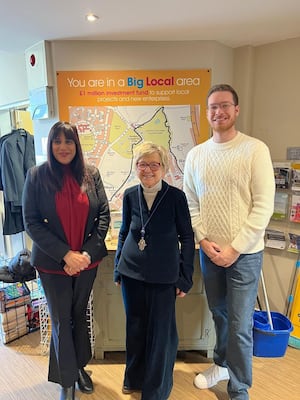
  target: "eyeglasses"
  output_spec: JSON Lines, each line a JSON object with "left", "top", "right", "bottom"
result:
{"left": 136, "top": 162, "right": 161, "bottom": 171}
{"left": 207, "top": 102, "right": 236, "bottom": 112}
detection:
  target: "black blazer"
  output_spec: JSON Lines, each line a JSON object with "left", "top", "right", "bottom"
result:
{"left": 22, "top": 163, "right": 110, "bottom": 272}
{"left": 114, "top": 181, "right": 195, "bottom": 293}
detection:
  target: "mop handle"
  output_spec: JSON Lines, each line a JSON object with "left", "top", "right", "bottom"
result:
{"left": 260, "top": 270, "right": 274, "bottom": 330}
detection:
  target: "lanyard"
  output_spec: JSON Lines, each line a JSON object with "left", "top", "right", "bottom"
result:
{"left": 137, "top": 184, "right": 169, "bottom": 251}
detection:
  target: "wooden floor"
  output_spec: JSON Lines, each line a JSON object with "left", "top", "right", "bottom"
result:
{"left": 0, "top": 331, "right": 299, "bottom": 400}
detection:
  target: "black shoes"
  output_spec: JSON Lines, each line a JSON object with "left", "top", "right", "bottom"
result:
{"left": 122, "top": 385, "right": 134, "bottom": 394}
{"left": 122, "top": 385, "right": 142, "bottom": 394}
{"left": 77, "top": 368, "right": 94, "bottom": 394}
{"left": 60, "top": 385, "right": 75, "bottom": 400}
{"left": 60, "top": 368, "right": 93, "bottom": 398}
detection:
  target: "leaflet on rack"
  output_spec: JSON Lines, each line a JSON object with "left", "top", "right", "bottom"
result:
{"left": 265, "top": 229, "right": 286, "bottom": 250}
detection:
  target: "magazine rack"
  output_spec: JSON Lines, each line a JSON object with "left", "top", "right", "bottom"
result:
{"left": 0, "top": 278, "right": 39, "bottom": 344}
{"left": 266, "top": 161, "right": 300, "bottom": 252}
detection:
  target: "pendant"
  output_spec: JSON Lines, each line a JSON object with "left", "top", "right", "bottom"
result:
{"left": 138, "top": 237, "right": 147, "bottom": 251}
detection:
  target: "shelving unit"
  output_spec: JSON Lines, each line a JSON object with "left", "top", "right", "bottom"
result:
{"left": 266, "top": 161, "right": 300, "bottom": 252}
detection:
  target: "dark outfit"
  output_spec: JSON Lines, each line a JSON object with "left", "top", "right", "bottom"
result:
{"left": 114, "top": 180, "right": 194, "bottom": 400}
{"left": 22, "top": 163, "right": 110, "bottom": 387}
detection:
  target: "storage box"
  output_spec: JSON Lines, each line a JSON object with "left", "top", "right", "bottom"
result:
{"left": 0, "top": 304, "right": 29, "bottom": 343}
{"left": 0, "top": 282, "right": 31, "bottom": 312}
{"left": 253, "top": 311, "right": 293, "bottom": 357}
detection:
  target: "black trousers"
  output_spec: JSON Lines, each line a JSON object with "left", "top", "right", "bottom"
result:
{"left": 39, "top": 268, "right": 97, "bottom": 387}
{"left": 121, "top": 275, "right": 178, "bottom": 400}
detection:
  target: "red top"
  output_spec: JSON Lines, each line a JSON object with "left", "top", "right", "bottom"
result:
{"left": 56, "top": 173, "right": 89, "bottom": 253}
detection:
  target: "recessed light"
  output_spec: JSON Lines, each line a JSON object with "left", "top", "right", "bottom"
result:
{"left": 86, "top": 13, "right": 99, "bottom": 22}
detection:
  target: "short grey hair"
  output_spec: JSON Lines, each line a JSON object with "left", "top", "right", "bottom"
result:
{"left": 133, "top": 141, "right": 169, "bottom": 173}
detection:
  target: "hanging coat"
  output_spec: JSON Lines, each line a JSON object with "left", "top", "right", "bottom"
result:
{"left": 0, "top": 129, "right": 36, "bottom": 234}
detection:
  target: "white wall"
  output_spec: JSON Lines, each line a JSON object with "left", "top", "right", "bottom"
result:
{"left": 253, "top": 38, "right": 300, "bottom": 159}
{"left": 233, "top": 46, "right": 255, "bottom": 134}
{"left": 0, "top": 110, "right": 11, "bottom": 136}
{"left": 234, "top": 39, "right": 300, "bottom": 314}
{"left": 52, "top": 40, "right": 233, "bottom": 79}
{"left": 0, "top": 52, "right": 28, "bottom": 107}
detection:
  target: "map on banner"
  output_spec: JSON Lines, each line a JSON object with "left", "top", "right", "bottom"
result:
{"left": 69, "top": 104, "right": 200, "bottom": 211}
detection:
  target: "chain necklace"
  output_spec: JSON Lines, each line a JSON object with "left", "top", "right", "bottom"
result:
{"left": 137, "top": 183, "right": 169, "bottom": 251}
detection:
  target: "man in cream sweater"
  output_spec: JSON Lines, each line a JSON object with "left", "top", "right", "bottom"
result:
{"left": 183, "top": 84, "right": 275, "bottom": 400}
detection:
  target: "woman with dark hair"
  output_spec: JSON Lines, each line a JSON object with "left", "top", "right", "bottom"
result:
{"left": 22, "top": 121, "right": 110, "bottom": 400}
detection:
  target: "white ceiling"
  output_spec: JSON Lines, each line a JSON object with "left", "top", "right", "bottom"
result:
{"left": 1, "top": 0, "right": 300, "bottom": 54}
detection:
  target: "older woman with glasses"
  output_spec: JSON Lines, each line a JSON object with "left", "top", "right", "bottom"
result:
{"left": 114, "top": 141, "right": 195, "bottom": 400}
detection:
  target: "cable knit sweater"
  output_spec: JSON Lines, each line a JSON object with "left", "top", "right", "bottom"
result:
{"left": 183, "top": 132, "right": 275, "bottom": 254}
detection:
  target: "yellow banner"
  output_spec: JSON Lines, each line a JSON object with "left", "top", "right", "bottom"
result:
{"left": 57, "top": 69, "right": 211, "bottom": 143}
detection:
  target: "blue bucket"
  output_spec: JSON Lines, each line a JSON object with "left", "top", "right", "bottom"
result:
{"left": 253, "top": 311, "right": 293, "bottom": 357}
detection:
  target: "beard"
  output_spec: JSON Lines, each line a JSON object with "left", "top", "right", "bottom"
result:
{"left": 210, "top": 116, "right": 236, "bottom": 133}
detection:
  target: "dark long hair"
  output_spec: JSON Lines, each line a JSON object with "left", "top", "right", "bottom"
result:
{"left": 39, "top": 121, "right": 86, "bottom": 192}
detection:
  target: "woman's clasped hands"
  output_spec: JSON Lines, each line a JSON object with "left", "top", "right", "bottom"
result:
{"left": 63, "top": 250, "right": 91, "bottom": 276}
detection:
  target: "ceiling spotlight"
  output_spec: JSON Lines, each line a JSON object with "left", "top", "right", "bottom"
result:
{"left": 86, "top": 13, "right": 99, "bottom": 22}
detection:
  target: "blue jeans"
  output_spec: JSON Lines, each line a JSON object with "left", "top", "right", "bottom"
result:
{"left": 200, "top": 249, "right": 263, "bottom": 400}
